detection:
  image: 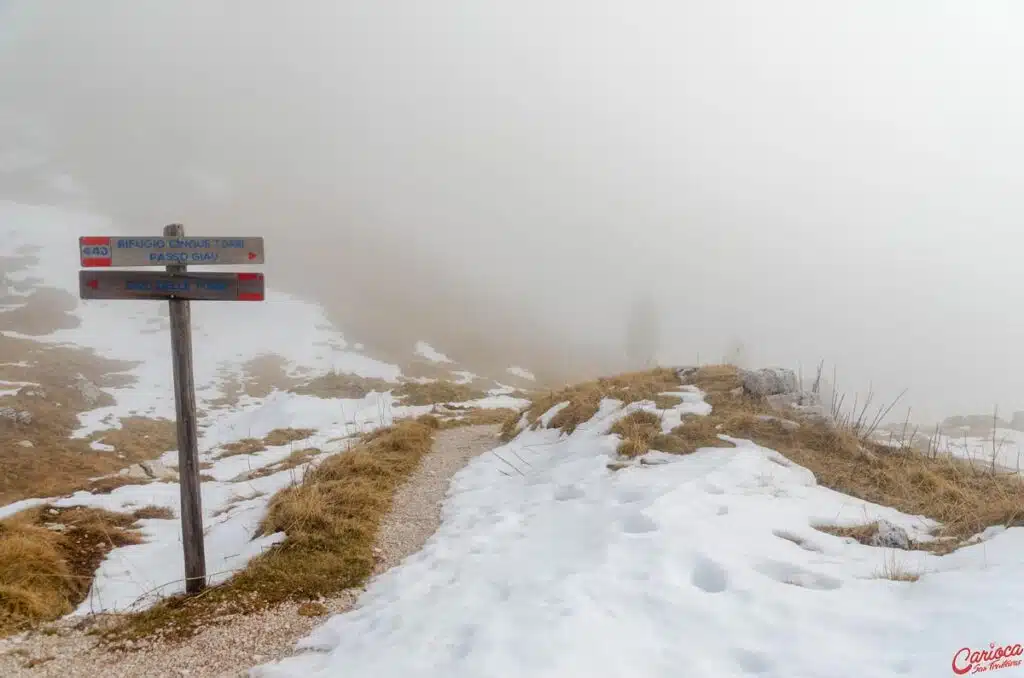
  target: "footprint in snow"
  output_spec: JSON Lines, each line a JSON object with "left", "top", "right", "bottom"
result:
{"left": 691, "top": 555, "right": 729, "bottom": 594}
{"left": 772, "top": 529, "right": 824, "bottom": 553}
{"left": 733, "top": 649, "right": 773, "bottom": 674}
{"left": 755, "top": 560, "right": 842, "bottom": 591}
{"left": 553, "top": 484, "right": 585, "bottom": 501}
{"left": 620, "top": 513, "right": 659, "bottom": 534}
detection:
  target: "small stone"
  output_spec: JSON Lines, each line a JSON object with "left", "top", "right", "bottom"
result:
{"left": 16, "top": 440, "right": 33, "bottom": 448}
{"left": 868, "top": 520, "right": 912, "bottom": 550}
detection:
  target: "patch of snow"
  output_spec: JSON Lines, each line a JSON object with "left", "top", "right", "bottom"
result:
{"left": 414, "top": 341, "right": 453, "bottom": 364}
{"left": 451, "top": 370, "right": 479, "bottom": 385}
{"left": 506, "top": 366, "right": 536, "bottom": 381}
{"left": 936, "top": 427, "right": 1024, "bottom": 473}
{"left": 255, "top": 391, "right": 1016, "bottom": 678}
{"left": 0, "top": 201, "right": 402, "bottom": 437}
{"left": 460, "top": 395, "right": 531, "bottom": 411}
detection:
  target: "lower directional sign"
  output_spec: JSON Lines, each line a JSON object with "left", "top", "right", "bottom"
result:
{"left": 79, "top": 271, "right": 265, "bottom": 301}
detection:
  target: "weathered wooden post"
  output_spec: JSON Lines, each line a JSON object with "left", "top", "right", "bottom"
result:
{"left": 78, "top": 229, "right": 265, "bottom": 595}
{"left": 163, "top": 223, "right": 206, "bottom": 593}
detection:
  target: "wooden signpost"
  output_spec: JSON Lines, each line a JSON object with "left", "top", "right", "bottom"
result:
{"left": 77, "top": 224, "right": 266, "bottom": 594}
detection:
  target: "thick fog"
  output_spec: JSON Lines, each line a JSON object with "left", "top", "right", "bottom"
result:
{"left": 2, "top": 1, "right": 1024, "bottom": 423}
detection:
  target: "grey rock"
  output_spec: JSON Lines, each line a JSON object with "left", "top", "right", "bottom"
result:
{"left": 140, "top": 460, "right": 178, "bottom": 481}
{"left": 119, "top": 464, "right": 150, "bottom": 480}
{"left": 73, "top": 376, "right": 104, "bottom": 407}
{"left": 766, "top": 393, "right": 799, "bottom": 411}
{"left": 741, "top": 368, "right": 799, "bottom": 398}
{"left": 868, "top": 520, "right": 911, "bottom": 550}
{"left": 675, "top": 366, "right": 699, "bottom": 382}
{"left": 0, "top": 407, "right": 32, "bottom": 425}
{"left": 17, "top": 386, "right": 47, "bottom": 399}
{"left": 16, "top": 440, "right": 34, "bottom": 448}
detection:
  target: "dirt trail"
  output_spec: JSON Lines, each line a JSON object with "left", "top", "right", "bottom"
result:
{"left": 0, "top": 424, "right": 501, "bottom": 678}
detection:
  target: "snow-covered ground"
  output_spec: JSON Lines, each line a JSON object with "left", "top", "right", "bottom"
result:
{"left": 0, "top": 200, "right": 496, "bottom": 613}
{"left": 0, "top": 201, "right": 401, "bottom": 436}
{"left": 506, "top": 366, "right": 536, "bottom": 381}
{"left": 937, "top": 427, "right": 1024, "bottom": 473}
{"left": 254, "top": 392, "right": 1024, "bottom": 678}
{"left": 414, "top": 340, "right": 454, "bottom": 364}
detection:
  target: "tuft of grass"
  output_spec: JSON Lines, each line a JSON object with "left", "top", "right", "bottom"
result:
{"left": 264, "top": 428, "right": 316, "bottom": 447}
{"left": 441, "top": 407, "right": 519, "bottom": 429}
{"left": 85, "top": 476, "right": 151, "bottom": 495}
{"left": 219, "top": 438, "right": 267, "bottom": 457}
{"left": 683, "top": 364, "right": 1024, "bottom": 545}
{"left": 524, "top": 368, "right": 682, "bottom": 435}
{"left": 290, "top": 372, "right": 392, "bottom": 399}
{"left": 609, "top": 411, "right": 663, "bottom": 458}
{"left": 662, "top": 415, "right": 737, "bottom": 455}
{"left": 874, "top": 552, "right": 922, "bottom": 582}
{"left": 296, "top": 601, "right": 328, "bottom": 618}
{"left": 88, "top": 417, "right": 177, "bottom": 459}
{"left": 106, "top": 419, "right": 437, "bottom": 644}
{"left": 393, "top": 381, "right": 486, "bottom": 406}
{"left": 244, "top": 448, "right": 322, "bottom": 481}
{"left": 815, "top": 523, "right": 880, "bottom": 544}
{"left": 132, "top": 506, "right": 174, "bottom": 521}
{"left": 651, "top": 394, "right": 684, "bottom": 409}
{"left": 0, "top": 506, "right": 144, "bottom": 636}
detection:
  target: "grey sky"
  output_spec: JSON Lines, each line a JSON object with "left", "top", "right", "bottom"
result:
{"left": 1, "top": 1, "right": 1023, "bottom": 422}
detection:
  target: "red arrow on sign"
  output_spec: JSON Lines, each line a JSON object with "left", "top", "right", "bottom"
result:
{"left": 248, "top": 252, "right": 258, "bottom": 260}
{"left": 86, "top": 278, "right": 99, "bottom": 289}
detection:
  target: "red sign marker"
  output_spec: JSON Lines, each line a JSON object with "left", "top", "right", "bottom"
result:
{"left": 237, "top": 272, "right": 265, "bottom": 301}
{"left": 80, "top": 236, "right": 113, "bottom": 267}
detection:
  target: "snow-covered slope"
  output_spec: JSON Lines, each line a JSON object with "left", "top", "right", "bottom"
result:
{"left": 255, "top": 390, "right": 1024, "bottom": 678}
{"left": 0, "top": 201, "right": 400, "bottom": 435}
{"left": 0, "top": 201, "right": 415, "bottom": 611}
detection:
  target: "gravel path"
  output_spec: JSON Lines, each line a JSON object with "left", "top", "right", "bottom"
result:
{"left": 0, "top": 424, "right": 500, "bottom": 678}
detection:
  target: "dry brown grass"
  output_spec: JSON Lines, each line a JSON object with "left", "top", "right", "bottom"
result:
{"left": 515, "top": 363, "right": 1024, "bottom": 549}
{"left": 609, "top": 411, "right": 663, "bottom": 457}
{"left": 264, "top": 428, "right": 316, "bottom": 447}
{"left": 290, "top": 372, "right": 393, "bottom": 399}
{"left": 243, "top": 448, "right": 322, "bottom": 481}
{"left": 523, "top": 368, "right": 683, "bottom": 435}
{"left": 85, "top": 476, "right": 151, "bottom": 495}
{"left": 0, "top": 412, "right": 178, "bottom": 505}
{"left": 874, "top": 553, "right": 922, "bottom": 582}
{"left": 219, "top": 438, "right": 268, "bottom": 457}
{"left": 0, "top": 506, "right": 145, "bottom": 635}
{"left": 88, "top": 417, "right": 177, "bottom": 458}
{"left": 106, "top": 419, "right": 439, "bottom": 644}
{"left": 440, "top": 407, "right": 519, "bottom": 429}
{"left": 393, "top": 380, "right": 486, "bottom": 406}
{"left": 815, "top": 523, "right": 881, "bottom": 544}
{"left": 680, "top": 365, "right": 1024, "bottom": 544}
{"left": 132, "top": 506, "right": 175, "bottom": 520}
{"left": 209, "top": 355, "right": 300, "bottom": 408}
{"left": 296, "top": 601, "right": 328, "bottom": 618}
{"left": 610, "top": 410, "right": 738, "bottom": 458}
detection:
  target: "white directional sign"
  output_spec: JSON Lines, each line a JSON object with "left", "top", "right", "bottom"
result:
{"left": 80, "top": 236, "right": 265, "bottom": 267}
